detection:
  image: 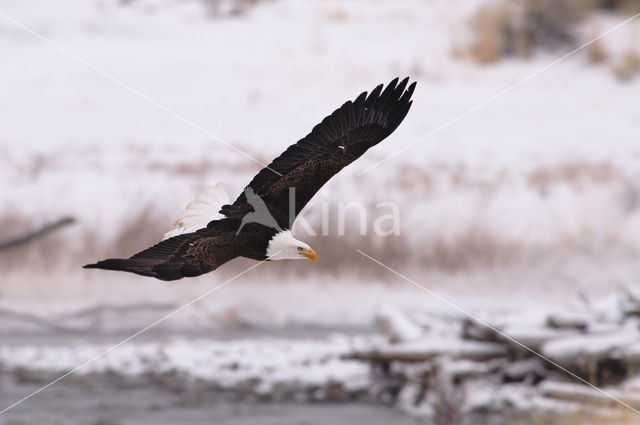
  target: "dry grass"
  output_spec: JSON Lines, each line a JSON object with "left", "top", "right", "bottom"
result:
{"left": 612, "top": 49, "right": 640, "bottom": 81}
{"left": 326, "top": 7, "right": 349, "bottom": 23}
{"left": 400, "top": 160, "right": 623, "bottom": 195}
{"left": 0, "top": 203, "right": 627, "bottom": 283}
{"left": 468, "top": 0, "right": 589, "bottom": 64}
{"left": 465, "top": 0, "right": 640, "bottom": 65}
{"left": 602, "top": 0, "right": 640, "bottom": 14}
{"left": 470, "top": 4, "right": 511, "bottom": 64}
{"left": 586, "top": 20, "right": 609, "bottom": 64}
{"left": 95, "top": 207, "right": 171, "bottom": 261}
{"left": 465, "top": 0, "right": 640, "bottom": 83}
{"left": 0, "top": 208, "right": 172, "bottom": 273}
{"left": 465, "top": 0, "right": 640, "bottom": 82}
{"left": 2, "top": 157, "right": 638, "bottom": 288}
{"left": 527, "top": 161, "right": 617, "bottom": 193}
{"left": 145, "top": 157, "right": 258, "bottom": 178}
{"left": 422, "top": 226, "right": 521, "bottom": 272}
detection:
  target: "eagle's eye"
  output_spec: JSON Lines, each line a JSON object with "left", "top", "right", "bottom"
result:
{"left": 297, "top": 247, "right": 304, "bottom": 251}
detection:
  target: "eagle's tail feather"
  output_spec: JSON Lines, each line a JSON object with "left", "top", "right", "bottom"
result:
{"left": 83, "top": 233, "right": 203, "bottom": 281}
{"left": 83, "top": 259, "right": 159, "bottom": 278}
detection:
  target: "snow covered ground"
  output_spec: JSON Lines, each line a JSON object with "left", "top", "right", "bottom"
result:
{"left": 1, "top": 0, "right": 639, "bottom": 305}
{"left": 0, "top": 335, "right": 371, "bottom": 395}
{"left": 3, "top": 287, "right": 640, "bottom": 423}
{"left": 1, "top": 0, "right": 640, "bottom": 422}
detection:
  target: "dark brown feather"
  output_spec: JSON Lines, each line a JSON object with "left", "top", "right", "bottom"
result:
{"left": 84, "top": 78, "right": 416, "bottom": 280}
{"left": 221, "top": 77, "right": 416, "bottom": 229}
{"left": 83, "top": 220, "right": 247, "bottom": 281}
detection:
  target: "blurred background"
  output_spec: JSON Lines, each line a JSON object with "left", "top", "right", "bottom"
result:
{"left": 1, "top": 0, "right": 640, "bottom": 424}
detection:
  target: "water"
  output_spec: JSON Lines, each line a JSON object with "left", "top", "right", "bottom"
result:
{"left": 0, "top": 373, "right": 422, "bottom": 425}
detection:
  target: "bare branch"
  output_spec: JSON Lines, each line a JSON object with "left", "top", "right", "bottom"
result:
{"left": 0, "top": 216, "right": 75, "bottom": 251}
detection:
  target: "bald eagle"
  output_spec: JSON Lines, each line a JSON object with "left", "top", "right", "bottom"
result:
{"left": 84, "top": 77, "right": 415, "bottom": 280}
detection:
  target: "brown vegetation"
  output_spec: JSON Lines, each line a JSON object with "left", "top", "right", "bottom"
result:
{"left": 527, "top": 161, "right": 617, "bottom": 193}
{"left": 586, "top": 20, "right": 609, "bottom": 64}
{"left": 466, "top": 0, "right": 640, "bottom": 77}
{"left": 612, "top": 49, "right": 640, "bottom": 81}
{"left": 469, "top": 0, "right": 589, "bottom": 64}
{"left": 2, "top": 155, "right": 638, "bottom": 285}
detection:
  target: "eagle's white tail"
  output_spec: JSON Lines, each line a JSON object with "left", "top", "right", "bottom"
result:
{"left": 163, "top": 182, "right": 230, "bottom": 240}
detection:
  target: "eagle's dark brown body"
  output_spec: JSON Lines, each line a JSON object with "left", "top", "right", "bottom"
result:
{"left": 84, "top": 78, "right": 416, "bottom": 280}
{"left": 88, "top": 220, "right": 277, "bottom": 280}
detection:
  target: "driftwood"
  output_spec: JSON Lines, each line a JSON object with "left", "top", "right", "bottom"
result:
{"left": 348, "top": 288, "right": 640, "bottom": 417}
{"left": 539, "top": 381, "right": 640, "bottom": 409}
{"left": 0, "top": 216, "right": 75, "bottom": 251}
{"left": 347, "top": 339, "right": 506, "bottom": 364}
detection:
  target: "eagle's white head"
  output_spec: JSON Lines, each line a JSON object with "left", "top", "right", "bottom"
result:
{"left": 266, "top": 230, "right": 317, "bottom": 261}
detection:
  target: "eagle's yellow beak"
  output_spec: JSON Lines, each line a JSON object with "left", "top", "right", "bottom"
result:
{"left": 301, "top": 248, "right": 317, "bottom": 262}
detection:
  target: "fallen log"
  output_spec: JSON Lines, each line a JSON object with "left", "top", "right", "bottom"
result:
{"left": 346, "top": 338, "right": 507, "bottom": 364}
{"left": 0, "top": 216, "right": 75, "bottom": 251}
{"left": 374, "top": 304, "right": 424, "bottom": 343}
{"left": 539, "top": 381, "right": 640, "bottom": 409}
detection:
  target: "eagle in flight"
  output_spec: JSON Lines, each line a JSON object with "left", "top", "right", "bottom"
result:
{"left": 84, "top": 77, "right": 416, "bottom": 280}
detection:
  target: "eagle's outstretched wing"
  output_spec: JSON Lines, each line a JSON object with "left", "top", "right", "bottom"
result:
{"left": 83, "top": 222, "right": 241, "bottom": 281}
{"left": 84, "top": 78, "right": 416, "bottom": 280}
{"left": 220, "top": 77, "right": 415, "bottom": 229}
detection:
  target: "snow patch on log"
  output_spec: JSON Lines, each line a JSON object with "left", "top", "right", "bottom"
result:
{"left": 374, "top": 304, "right": 423, "bottom": 343}
{"left": 542, "top": 329, "right": 640, "bottom": 364}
